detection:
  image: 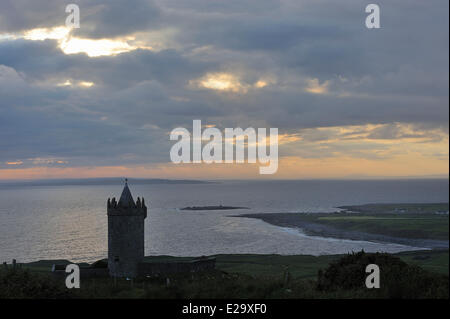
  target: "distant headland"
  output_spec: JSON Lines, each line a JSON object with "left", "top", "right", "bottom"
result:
{"left": 0, "top": 177, "right": 212, "bottom": 187}
{"left": 234, "top": 203, "right": 449, "bottom": 250}
{"left": 181, "top": 205, "right": 249, "bottom": 211}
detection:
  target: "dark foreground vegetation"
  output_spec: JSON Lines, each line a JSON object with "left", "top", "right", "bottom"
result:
{"left": 316, "top": 251, "right": 448, "bottom": 298}
{"left": 1, "top": 250, "right": 448, "bottom": 299}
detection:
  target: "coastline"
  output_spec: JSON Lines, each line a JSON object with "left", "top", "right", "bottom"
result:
{"left": 233, "top": 209, "right": 449, "bottom": 250}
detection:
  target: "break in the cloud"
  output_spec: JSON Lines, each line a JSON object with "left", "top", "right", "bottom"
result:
{"left": 0, "top": 0, "right": 448, "bottom": 179}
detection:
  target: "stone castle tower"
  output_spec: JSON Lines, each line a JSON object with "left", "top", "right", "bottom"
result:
{"left": 107, "top": 180, "right": 147, "bottom": 278}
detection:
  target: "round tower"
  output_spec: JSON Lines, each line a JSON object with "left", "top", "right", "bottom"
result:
{"left": 107, "top": 180, "right": 147, "bottom": 278}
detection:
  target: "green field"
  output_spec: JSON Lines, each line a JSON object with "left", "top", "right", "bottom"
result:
{"left": 18, "top": 250, "right": 449, "bottom": 278}
{"left": 332, "top": 203, "right": 449, "bottom": 240}
{"left": 313, "top": 213, "right": 449, "bottom": 240}
{"left": 238, "top": 203, "right": 449, "bottom": 243}
{"left": 339, "top": 203, "right": 449, "bottom": 214}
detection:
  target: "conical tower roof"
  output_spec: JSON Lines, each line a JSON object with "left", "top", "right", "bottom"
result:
{"left": 118, "top": 179, "right": 135, "bottom": 207}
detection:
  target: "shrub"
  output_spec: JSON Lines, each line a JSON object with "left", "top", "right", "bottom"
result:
{"left": 316, "top": 251, "right": 448, "bottom": 298}
{"left": 0, "top": 268, "right": 73, "bottom": 299}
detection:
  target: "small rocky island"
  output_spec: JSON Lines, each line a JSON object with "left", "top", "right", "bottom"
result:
{"left": 181, "top": 205, "right": 249, "bottom": 211}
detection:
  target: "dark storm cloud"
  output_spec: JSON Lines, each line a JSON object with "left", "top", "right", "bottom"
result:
{"left": 0, "top": 0, "right": 64, "bottom": 33}
{"left": 0, "top": 0, "right": 448, "bottom": 168}
{"left": 72, "top": 0, "right": 161, "bottom": 38}
{"left": 160, "top": 0, "right": 280, "bottom": 14}
{"left": 0, "top": 0, "right": 161, "bottom": 37}
{"left": 0, "top": 39, "right": 210, "bottom": 87}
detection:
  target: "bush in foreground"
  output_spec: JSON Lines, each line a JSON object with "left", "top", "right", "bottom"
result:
{"left": 317, "top": 251, "right": 448, "bottom": 298}
{"left": 0, "top": 268, "right": 73, "bottom": 299}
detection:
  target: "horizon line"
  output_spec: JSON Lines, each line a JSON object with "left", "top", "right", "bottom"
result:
{"left": 0, "top": 175, "right": 448, "bottom": 183}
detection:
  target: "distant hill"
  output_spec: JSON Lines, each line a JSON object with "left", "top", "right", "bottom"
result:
{"left": 0, "top": 177, "right": 212, "bottom": 187}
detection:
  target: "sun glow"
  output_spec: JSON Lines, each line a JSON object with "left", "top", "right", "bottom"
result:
{"left": 6, "top": 161, "right": 23, "bottom": 165}
{"left": 57, "top": 80, "right": 73, "bottom": 87}
{"left": 305, "top": 78, "right": 329, "bottom": 94}
{"left": 60, "top": 37, "right": 134, "bottom": 57}
{"left": 199, "top": 73, "right": 244, "bottom": 92}
{"left": 24, "top": 26, "right": 70, "bottom": 40}
{"left": 191, "top": 72, "right": 272, "bottom": 93}
{"left": 78, "top": 81, "right": 94, "bottom": 87}
{"left": 18, "top": 26, "right": 139, "bottom": 57}
{"left": 57, "top": 80, "right": 95, "bottom": 88}
{"left": 254, "top": 80, "right": 268, "bottom": 88}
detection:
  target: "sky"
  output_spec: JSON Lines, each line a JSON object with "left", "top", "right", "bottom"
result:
{"left": 0, "top": 0, "right": 448, "bottom": 180}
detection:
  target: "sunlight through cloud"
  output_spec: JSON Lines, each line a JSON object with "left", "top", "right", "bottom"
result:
{"left": 190, "top": 72, "right": 272, "bottom": 93}
{"left": 15, "top": 26, "right": 140, "bottom": 57}
{"left": 305, "top": 78, "right": 329, "bottom": 94}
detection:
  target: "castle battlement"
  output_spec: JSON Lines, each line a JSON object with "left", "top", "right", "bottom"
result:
{"left": 107, "top": 196, "right": 147, "bottom": 217}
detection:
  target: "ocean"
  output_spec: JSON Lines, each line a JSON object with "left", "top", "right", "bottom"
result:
{"left": 0, "top": 179, "right": 448, "bottom": 263}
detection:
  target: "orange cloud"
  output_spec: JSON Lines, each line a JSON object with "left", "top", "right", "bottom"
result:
{"left": 5, "top": 161, "right": 23, "bottom": 165}
{"left": 0, "top": 151, "right": 448, "bottom": 181}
